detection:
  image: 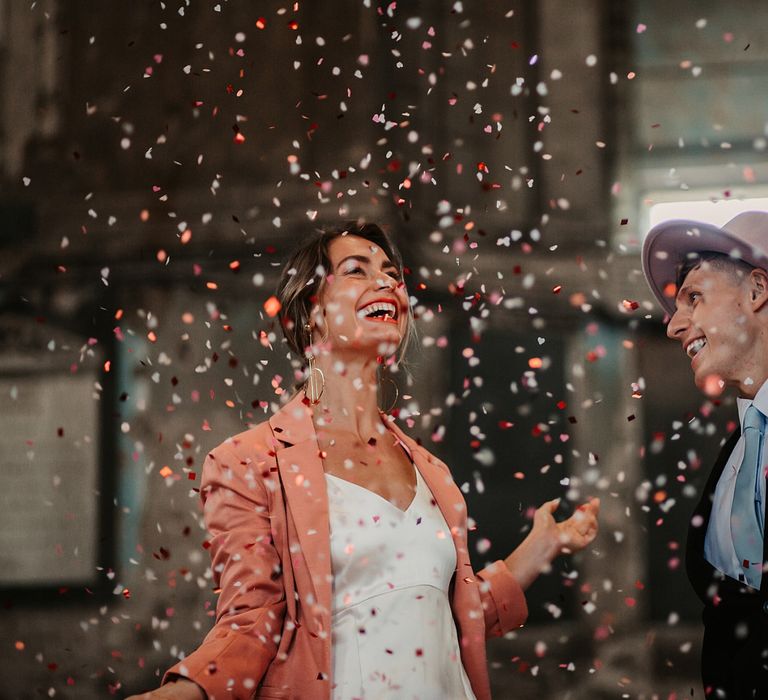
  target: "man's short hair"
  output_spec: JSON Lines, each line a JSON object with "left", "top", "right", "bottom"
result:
{"left": 675, "top": 251, "right": 757, "bottom": 289}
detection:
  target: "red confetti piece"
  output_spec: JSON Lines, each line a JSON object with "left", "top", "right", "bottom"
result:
{"left": 264, "top": 296, "right": 282, "bottom": 317}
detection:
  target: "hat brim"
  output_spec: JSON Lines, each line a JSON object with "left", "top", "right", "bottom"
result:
{"left": 642, "top": 219, "right": 764, "bottom": 316}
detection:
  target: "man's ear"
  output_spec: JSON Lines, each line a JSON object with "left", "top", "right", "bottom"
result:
{"left": 749, "top": 268, "right": 768, "bottom": 312}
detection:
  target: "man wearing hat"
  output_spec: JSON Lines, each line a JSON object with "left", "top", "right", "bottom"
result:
{"left": 643, "top": 211, "right": 768, "bottom": 697}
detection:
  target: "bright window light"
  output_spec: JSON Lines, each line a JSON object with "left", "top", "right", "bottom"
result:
{"left": 649, "top": 197, "right": 768, "bottom": 228}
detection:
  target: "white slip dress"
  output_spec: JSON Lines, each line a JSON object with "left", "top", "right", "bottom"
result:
{"left": 325, "top": 460, "right": 477, "bottom": 700}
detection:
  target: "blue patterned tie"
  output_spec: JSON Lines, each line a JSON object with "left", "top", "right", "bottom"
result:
{"left": 731, "top": 404, "right": 766, "bottom": 588}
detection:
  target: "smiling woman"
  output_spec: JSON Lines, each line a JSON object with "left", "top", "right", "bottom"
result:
{"left": 128, "top": 221, "right": 599, "bottom": 700}
{"left": 277, "top": 222, "right": 414, "bottom": 372}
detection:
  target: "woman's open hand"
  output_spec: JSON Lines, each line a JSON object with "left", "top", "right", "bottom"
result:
{"left": 504, "top": 497, "right": 600, "bottom": 590}
{"left": 548, "top": 497, "right": 600, "bottom": 554}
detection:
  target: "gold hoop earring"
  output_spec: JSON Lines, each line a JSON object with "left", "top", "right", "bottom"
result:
{"left": 304, "top": 322, "right": 325, "bottom": 404}
{"left": 378, "top": 374, "right": 399, "bottom": 414}
{"left": 305, "top": 353, "right": 325, "bottom": 404}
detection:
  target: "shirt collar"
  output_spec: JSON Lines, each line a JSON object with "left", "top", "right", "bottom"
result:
{"left": 737, "top": 379, "right": 768, "bottom": 427}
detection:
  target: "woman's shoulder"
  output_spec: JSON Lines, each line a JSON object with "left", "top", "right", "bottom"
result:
{"left": 204, "top": 416, "right": 280, "bottom": 468}
{"left": 416, "top": 444, "right": 451, "bottom": 473}
{"left": 385, "top": 415, "right": 452, "bottom": 474}
{"left": 204, "top": 392, "right": 311, "bottom": 465}
{"left": 198, "top": 418, "right": 283, "bottom": 499}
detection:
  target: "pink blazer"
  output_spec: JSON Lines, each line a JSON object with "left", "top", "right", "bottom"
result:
{"left": 164, "top": 392, "right": 528, "bottom": 699}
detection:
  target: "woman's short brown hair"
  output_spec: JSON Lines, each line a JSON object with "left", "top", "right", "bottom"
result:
{"left": 276, "top": 221, "right": 414, "bottom": 366}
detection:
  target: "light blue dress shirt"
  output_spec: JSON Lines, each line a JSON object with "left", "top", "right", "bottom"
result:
{"left": 703, "top": 379, "right": 768, "bottom": 588}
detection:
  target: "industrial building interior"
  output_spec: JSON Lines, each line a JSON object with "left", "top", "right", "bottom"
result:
{"left": 1, "top": 1, "right": 767, "bottom": 697}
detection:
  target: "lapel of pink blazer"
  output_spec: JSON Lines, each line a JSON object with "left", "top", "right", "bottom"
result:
{"left": 268, "top": 392, "right": 333, "bottom": 613}
{"left": 383, "top": 417, "right": 466, "bottom": 534}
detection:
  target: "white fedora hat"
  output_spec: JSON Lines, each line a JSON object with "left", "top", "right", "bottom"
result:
{"left": 642, "top": 210, "right": 768, "bottom": 316}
